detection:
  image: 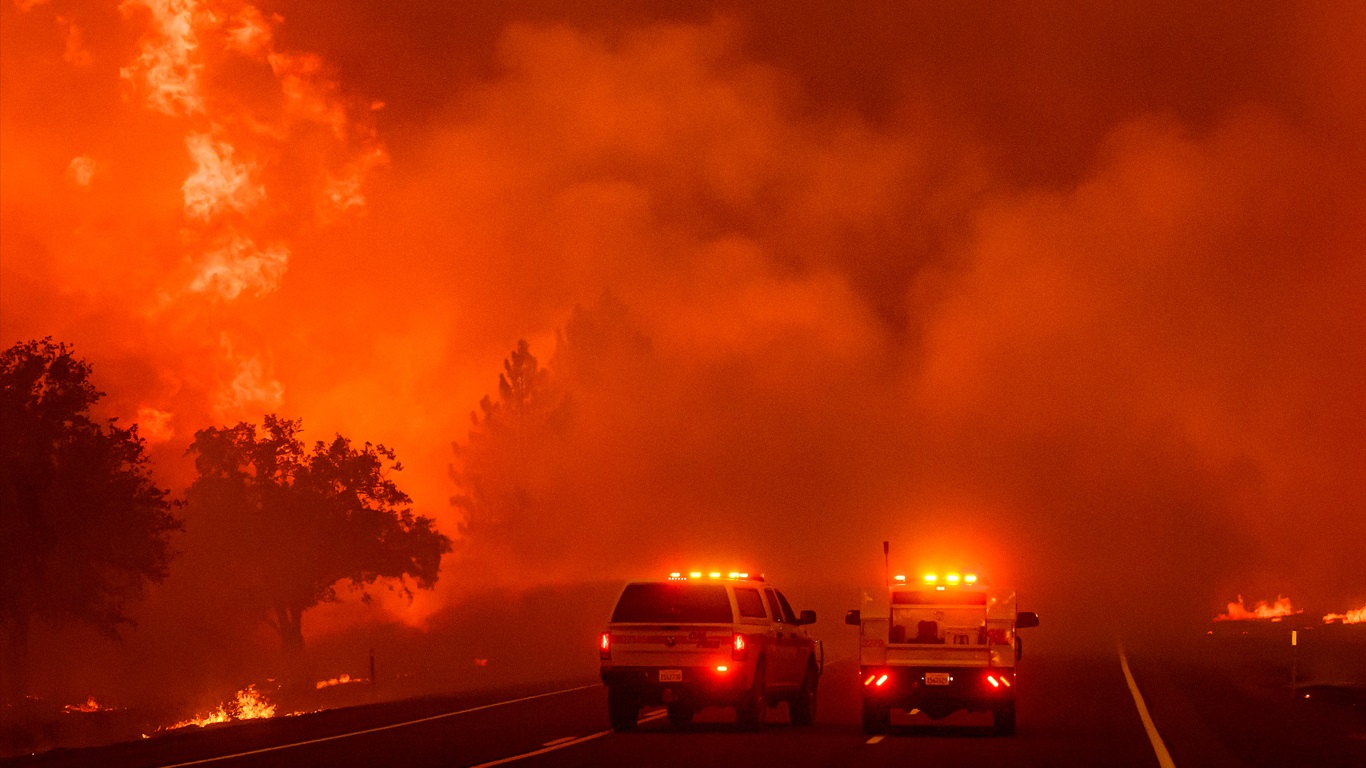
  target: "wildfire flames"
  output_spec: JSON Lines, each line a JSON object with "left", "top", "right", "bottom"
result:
{"left": 169, "top": 685, "right": 276, "bottom": 730}
{"left": 314, "top": 673, "right": 366, "bottom": 690}
{"left": 1213, "top": 595, "right": 1300, "bottom": 622}
{"left": 62, "top": 697, "right": 113, "bottom": 714}
{"left": 1323, "top": 604, "right": 1366, "bottom": 625}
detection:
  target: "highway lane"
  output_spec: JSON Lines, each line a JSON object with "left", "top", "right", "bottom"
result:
{"left": 130, "top": 649, "right": 1163, "bottom": 768}
{"left": 21, "top": 643, "right": 1362, "bottom": 767}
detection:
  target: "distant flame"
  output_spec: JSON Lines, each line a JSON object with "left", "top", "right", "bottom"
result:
{"left": 1323, "top": 604, "right": 1366, "bottom": 625}
{"left": 66, "top": 155, "right": 96, "bottom": 187}
{"left": 120, "top": 0, "right": 205, "bottom": 117}
{"left": 187, "top": 233, "right": 288, "bottom": 300}
{"left": 181, "top": 133, "right": 263, "bottom": 221}
{"left": 314, "top": 673, "right": 367, "bottom": 689}
{"left": 63, "top": 696, "right": 112, "bottom": 713}
{"left": 1214, "top": 595, "right": 1300, "bottom": 622}
{"left": 135, "top": 406, "right": 175, "bottom": 443}
{"left": 169, "top": 685, "right": 275, "bottom": 730}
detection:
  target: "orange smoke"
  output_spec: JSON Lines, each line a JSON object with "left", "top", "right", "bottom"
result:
{"left": 1213, "top": 595, "right": 1301, "bottom": 622}
{"left": 1323, "top": 604, "right": 1366, "bottom": 625}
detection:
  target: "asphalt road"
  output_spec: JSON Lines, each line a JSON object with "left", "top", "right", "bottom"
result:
{"left": 11, "top": 642, "right": 1365, "bottom": 768}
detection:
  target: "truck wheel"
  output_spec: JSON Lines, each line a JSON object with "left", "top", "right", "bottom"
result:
{"left": 736, "top": 660, "right": 768, "bottom": 731}
{"left": 666, "top": 702, "right": 694, "bottom": 727}
{"left": 861, "top": 701, "right": 890, "bottom": 735}
{"left": 607, "top": 687, "right": 638, "bottom": 732}
{"left": 789, "top": 659, "right": 818, "bottom": 726}
{"left": 992, "top": 702, "right": 1016, "bottom": 736}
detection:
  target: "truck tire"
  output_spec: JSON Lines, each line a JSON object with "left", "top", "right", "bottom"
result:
{"left": 735, "top": 660, "right": 768, "bottom": 731}
{"left": 666, "top": 702, "right": 694, "bottom": 727}
{"left": 607, "top": 687, "right": 638, "bottom": 732}
{"left": 992, "top": 701, "right": 1016, "bottom": 736}
{"left": 789, "top": 659, "right": 818, "bottom": 726}
{"left": 861, "top": 701, "right": 891, "bottom": 735}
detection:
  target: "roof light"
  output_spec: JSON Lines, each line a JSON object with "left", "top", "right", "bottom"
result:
{"left": 738, "top": 572, "right": 749, "bottom": 579}
{"left": 728, "top": 571, "right": 740, "bottom": 579}
{"left": 668, "top": 572, "right": 684, "bottom": 580}
{"left": 946, "top": 573, "right": 960, "bottom": 584}
{"left": 894, "top": 574, "right": 906, "bottom": 582}
{"left": 924, "top": 574, "right": 937, "bottom": 583}
{"left": 689, "top": 571, "right": 702, "bottom": 579}
{"left": 964, "top": 574, "right": 978, "bottom": 584}
{"left": 936, "top": 586, "right": 946, "bottom": 591}
{"left": 709, "top": 572, "right": 721, "bottom": 579}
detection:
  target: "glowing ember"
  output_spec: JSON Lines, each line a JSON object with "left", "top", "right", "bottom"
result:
{"left": 62, "top": 696, "right": 112, "bottom": 713}
{"left": 1213, "top": 595, "right": 1300, "bottom": 622}
{"left": 169, "top": 685, "right": 276, "bottom": 729}
{"left": 1323, "top": 604, "right": 1366, "bottom": 625}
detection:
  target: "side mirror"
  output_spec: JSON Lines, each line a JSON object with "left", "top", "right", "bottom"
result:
{"left": 844, "top": 609, "right": 861, "bottom": 626}
{"left": 1017, "top": 611, "right": 1039, "bottom": 629}
{"left": 798, "top": 610, "right": 817, "bottom": 626}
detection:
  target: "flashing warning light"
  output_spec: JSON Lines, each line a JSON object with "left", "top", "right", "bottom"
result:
{"left": 709, "top": 572, "right": 721, "bottom": 579}
{"left": 923, "top": 574, "right": 937, "bottom": 583}
{"left": 716, "top": 665, "right": 729, "bottom": 673}
{"left": 875, "top": 674, "right": 889, "bottom": 687}
{"left": 668, "top": 572, "right": 684, "bottom": 580}
{"left": 987, "top": 675, "right": 1000, "bottom": 688}
{"left": 728, "top": 571, "right": 740, "bottom": 579}
{"left": 965, "top": 574, "right": 978, "bottom": 584}
{"left": 946, "top": 573, "right": 960, "bottom": 584}
{"left": 689, "top": 571, "right": 702, "bottom": 578}
{"left": 732, "top": 633, "right": 748, "bottom": 660}
{"left": 894, "top": 574, "right": 906, "bottom": 582}
{"left": 738, "top": 572, "right": 749, "bottom": 579}
{"left": 936, "top": 586, "right": 946, "bottom": 591}
{"left": 599, "top": 632, "right": 611, "bottom": 660}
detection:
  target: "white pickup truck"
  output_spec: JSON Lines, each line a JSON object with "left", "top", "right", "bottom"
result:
{"left": 600, "top": 573, "right": 823, "bottom": 731}
{"left": 845, "top": 573, "right": 1039, "bottom": 735}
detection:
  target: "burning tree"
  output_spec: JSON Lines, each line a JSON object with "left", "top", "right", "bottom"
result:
{"left": 186, "top": 416, "right": 450, "bottom": 650}
{"left": 0, "top": 339, "right": 180, "bottom": 707}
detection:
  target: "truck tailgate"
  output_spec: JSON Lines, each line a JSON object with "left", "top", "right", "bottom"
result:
{"left": 609, "top": 624, "right": 732, "bottom": 667}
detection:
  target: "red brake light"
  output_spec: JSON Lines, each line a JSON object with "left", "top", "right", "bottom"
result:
{"left": 600, "top": 632, "right": 611, "bottom": 660}
{"left": 987, "top": 674, "right": 1000, "bottom": 688}
{"left": 876, "top": 674, "right": 889, "bottom": 686}
{"left": 732, "top": 633, "right": 747, "bottom": 660}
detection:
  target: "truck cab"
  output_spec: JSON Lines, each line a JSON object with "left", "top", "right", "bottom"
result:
{"left": 846, "top": 572, "right": 1039, "bottom": 735}
{"left": 600, "top": 572, "right": 822, "bottom": 731}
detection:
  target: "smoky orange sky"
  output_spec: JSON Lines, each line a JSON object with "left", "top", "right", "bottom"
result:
{"left": 3, "top": 0, "right": 1364, "bottom": 636}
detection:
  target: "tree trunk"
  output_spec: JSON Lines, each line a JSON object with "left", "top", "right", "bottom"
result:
{"left": 1, "top": 614, "right": 29, "bottom": 714}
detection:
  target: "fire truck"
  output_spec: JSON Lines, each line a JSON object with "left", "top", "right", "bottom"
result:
{"left": 599, "top": 571, "right": 823, "bottom": 731}
{"left": 845, "top": 572, "right": 1039, "bottom": 735}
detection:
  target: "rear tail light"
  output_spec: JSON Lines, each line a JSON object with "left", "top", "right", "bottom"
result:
{"left": 600, "top": 632, "right": 611, "bottom": 660}
{"left": 986, "top": 671, "right": 1012, "bottom": 689}
{"left": 876, "top": 674, "right": 889, "bottom": 686}
{"left": 987, "top": 675, "right": 1000, "bottom": 688}
{"left": 732, "top": 633, "right": 747, "bottom": 660}
{"left": 863, "top": 674, "right": 876, "bottom": 685}
{"left": 863, "top": 671, "right": 890, "bottom": 688}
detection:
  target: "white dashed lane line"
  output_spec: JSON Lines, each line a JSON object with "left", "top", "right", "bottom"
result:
{"left": 466, "top": 708, "right": 667, "bottom": 768}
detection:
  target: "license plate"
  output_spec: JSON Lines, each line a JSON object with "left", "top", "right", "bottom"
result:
{"left": 658, "top": 669, "right": 683, "bottom": 683}
{"left": 925, "top": 672, "right": 951, "bottom": 686}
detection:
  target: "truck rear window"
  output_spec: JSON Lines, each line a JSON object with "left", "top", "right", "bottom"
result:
{"left": 612, "top": 583, "right": 733, "bottom": 623}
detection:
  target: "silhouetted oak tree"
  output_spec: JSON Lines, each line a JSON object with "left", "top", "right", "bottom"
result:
{"left": 0, "top": 339, "right": 179, "bottom": 706}
{"left": 186, "top": 416, "right": 450, "bottom": 650}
